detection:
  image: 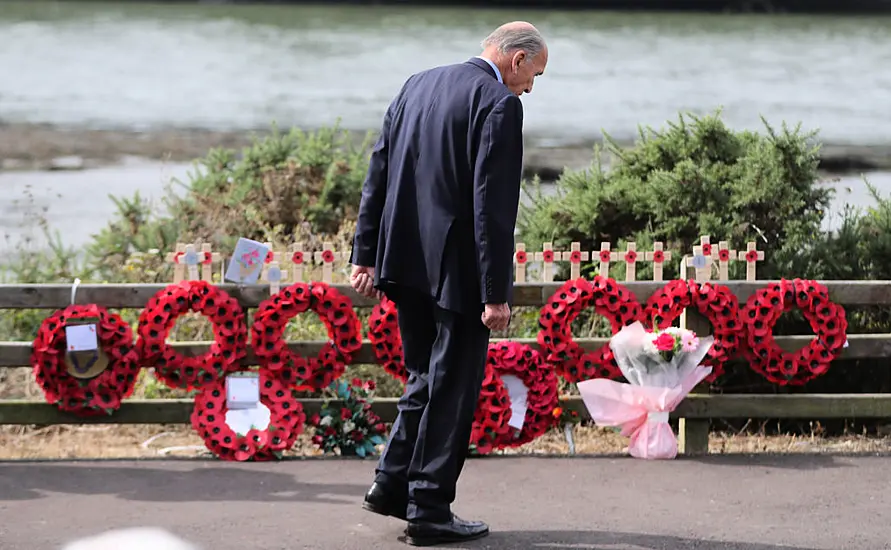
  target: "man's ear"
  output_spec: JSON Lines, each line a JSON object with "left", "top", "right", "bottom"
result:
{"left": 511, "top": 51, "right": 526, "bottom": 73}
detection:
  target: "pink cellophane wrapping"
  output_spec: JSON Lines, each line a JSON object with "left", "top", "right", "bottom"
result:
{"left": 576, "top": 321, "right": 714, "bottom": 460}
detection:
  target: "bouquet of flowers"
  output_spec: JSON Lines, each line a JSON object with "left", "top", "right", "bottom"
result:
{"left": 577, "top": 321, "right": 714, "bottom": 460}
{"left": 308, "top": 378, "right": 388, "bottom": 458}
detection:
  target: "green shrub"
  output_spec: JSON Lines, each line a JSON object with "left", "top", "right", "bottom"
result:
{"left": 518, "top": 111, "right": 832, "bottom": 282}
{"left": 85, "top": 123, "right": 373, "bottom": 282}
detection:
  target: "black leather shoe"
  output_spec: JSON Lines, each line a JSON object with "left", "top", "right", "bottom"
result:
{"left": 404, "top": 515, "right": 489, "bottom": 546}
{"left": 362, "top": 482, "right": 408, "bottom": 521}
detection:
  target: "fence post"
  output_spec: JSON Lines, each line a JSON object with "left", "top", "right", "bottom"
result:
{"left": 678, "top": 251, "right": 711, "bottom": 456}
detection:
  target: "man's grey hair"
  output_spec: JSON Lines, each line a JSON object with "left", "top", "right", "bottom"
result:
{"left": 481, "top": 27, "right": 546, "bottom": 59}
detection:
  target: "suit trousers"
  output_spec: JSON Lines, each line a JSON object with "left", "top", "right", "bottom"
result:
{"left": 373, "top": 287, "right": 490, "bottom": 522}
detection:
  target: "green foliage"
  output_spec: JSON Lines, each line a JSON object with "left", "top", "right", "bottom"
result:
{"left": 519, "top": 111, "right": 831, "bottom": 281}
{"left": 85, "top": 123, "right": 373, "bottom": 281}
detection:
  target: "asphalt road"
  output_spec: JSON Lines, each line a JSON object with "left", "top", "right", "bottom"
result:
{"left": 1, "top": 455, "right": 889, "bottom": 550}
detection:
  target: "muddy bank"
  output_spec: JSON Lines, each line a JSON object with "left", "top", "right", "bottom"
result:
{"left": 1, "top": 123, "right": 888, "bottom": 179}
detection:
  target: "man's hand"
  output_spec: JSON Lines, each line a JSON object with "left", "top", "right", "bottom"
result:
{"left": 481, "top": 303, "right": 511, "bottom": 332}
{"left": 350, "top": 265, "right": 382, "bottom": 299}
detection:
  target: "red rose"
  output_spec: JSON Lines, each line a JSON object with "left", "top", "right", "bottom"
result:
{"left": 351, "top": 377, "right": 362, "bottom": 388}
{"left": 366, "top": 380, "right": 376, "bottom": 391}
{"left": 352, "top": 430, "right": 365, "bottom": 442}
{"left": 325, "top": 426, "right": 336, "bottom": 436}
{"left": 654, "top": 333, "right": 675, "bottom": 352}
{"left": 340, "top": 408, "right": 352, "bottom": 420}
{"left": 309, "top": 414, "right": 320, "bottom": 426}
{"left": 312, "top": 435, "right": 323, "bottom": 445}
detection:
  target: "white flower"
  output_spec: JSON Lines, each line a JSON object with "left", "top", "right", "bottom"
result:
{"left": 343, "top": 420, "right": 356, "bottom": 434}
{"left": 320, "top": 415, "right": 332, "bottom": 427}
{"left": 663, "top": 326, "right": 682, "bottom": 336}
{"left": 642, "top": 333, "right": 660, "bottom": 356}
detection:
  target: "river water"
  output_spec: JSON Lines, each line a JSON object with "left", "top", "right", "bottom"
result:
{"left": 1, "top": 1, "right": 890, "bottom": 145}
{"left": 1, "top": 2, "right": 890, "bottom": 250}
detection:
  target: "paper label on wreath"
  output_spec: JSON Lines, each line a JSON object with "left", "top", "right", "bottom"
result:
{"left": 501, "top": 375, "right": 528, "bottom": 430}
{"left": 226, "top": 373, "right": 260, "bottom": 410}
{"left": 224, "top": 238, "right": 270, "bottom": 284}
{"left": 225, "top": 403, "right": 271, "bottom": 436}
{"left": 65, "top": 324, "right": 98, "bottom": 351}
{"left": 63, "top": 318, "right": 109, "bottom": 379}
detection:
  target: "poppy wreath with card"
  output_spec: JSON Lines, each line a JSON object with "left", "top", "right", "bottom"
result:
{"left": 642, "top": 279, "right": 743, "bottom": 381}
{"left": 468, "top": 361, "right": 513, "bottom": 456}
{"left": 741, "top": 279, "right": 847, "bottom": 386}
{"left": 537, "top": 276, "right": 643, "bottom": 383}
{"left": 366, "top": 297, "right": 408, "bottom": 383}
{"left": 252, "top": 282, "right": 363, "bottom": 391}
{"left": 137, "top": 280, "right": 247, "bottom": 390}
{"left": 470, "top": 341, "right": 559, "bottom": 454}
{"left": 191, "top": 372, "right": 306, "bottom": 461}
{"left": 31, "top": 304, "right": 141, "bottom": 416}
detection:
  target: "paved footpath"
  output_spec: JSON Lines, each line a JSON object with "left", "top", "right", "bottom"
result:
{"left": 1, "top": 454, "right": 889, "bottom": 550}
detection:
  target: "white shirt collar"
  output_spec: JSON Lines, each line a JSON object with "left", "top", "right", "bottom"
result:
{"left": 475, "top": 56, "right": 503, "bottom": 84}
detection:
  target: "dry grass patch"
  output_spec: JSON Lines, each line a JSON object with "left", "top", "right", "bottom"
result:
{"left": 3, "top": 424, "right": 891, "bottom": 461}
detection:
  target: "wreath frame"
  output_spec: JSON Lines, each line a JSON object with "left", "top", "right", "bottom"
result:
{"left": 537, "top": 276, "right": 643, "bottom": 383}
{"left": 642, "top": 279, "right": 743, "bottom": 381}
{"left": 471, "top": 341, "right": 559, "bottom": 454}
{"left": 137, "top": 280, "right": 247, "bottom": 390}
{"left": 741, "top": 279, "right": 847, "bottom": 386}
{"left": 191, "top": 373, "right": 306, "bottom": 461}
{"left": 32, "top": 304, "right": 141, "bottom": 416}
{"left": 367, "top": 297, "right": 407, "bottom": 383}
{"left": 252, "top": 282, "right": 363, "bottom": 390}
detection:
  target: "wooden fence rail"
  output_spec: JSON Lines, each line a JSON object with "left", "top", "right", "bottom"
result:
{"left": 1, "top": 281, "right": 890, "bottom": 456}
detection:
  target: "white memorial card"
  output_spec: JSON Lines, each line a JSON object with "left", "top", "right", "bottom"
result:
{"left": 225, "top": 403, "right": 271, "bottom": 436}
{"left": 501, "top": 375, "right": 529, "bottom": 430}
{"left": 65, "top": 324, "right": 98, "bottom": 352}
{"left": 226, "top": 374, "right": 260, "bottom": 410}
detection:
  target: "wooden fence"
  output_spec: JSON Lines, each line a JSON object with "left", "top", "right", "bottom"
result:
{"left": 2, "top": 280, "right": 890, "bottom": 455}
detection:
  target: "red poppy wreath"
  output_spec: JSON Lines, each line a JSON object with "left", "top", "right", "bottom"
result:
{"left": 31, "top": 304, "right": 141, "bottom": 416}
{"left": 366, "top": 297, "right": 408, "bottom": 383}
{"left": 191, "top": 373, "right": 306, "bottom": 461}
{"left": 642, "top": 279, "right": 743, "bottom": 381}
{"left": 741, "top": 278, "right": 847, "bottom": 386}
{"left": 470, "top": 341, "right": 559, "bottom": 454}
{"left": 537, "top": 276, "right": 643, "bottom": 383}
{"left": 252, "top": 282, "right": 363, "bottom": 391}
{"left": 470, "top": 361, "right": 512, "bottom": 455}
{"left": 137, "top": 280, "right": 247, "bottom": 390}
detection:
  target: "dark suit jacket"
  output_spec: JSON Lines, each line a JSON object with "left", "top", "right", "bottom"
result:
{"left": 350, "top": 57, "right": 524, "bottom": 315}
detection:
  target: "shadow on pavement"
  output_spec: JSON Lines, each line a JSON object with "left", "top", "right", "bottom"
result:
{"left": 0, "top": 463, "right": 366, "bottom": 504}
{"left": 684, "top": 453, "right": 847, "bottom": 471}
{"left": 439, "top": 529, "right": 821, "bottom": 549}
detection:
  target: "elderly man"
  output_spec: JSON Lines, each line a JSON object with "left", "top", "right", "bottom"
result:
{"left": 349, "top": 21, "right": 547, "bottom": 546}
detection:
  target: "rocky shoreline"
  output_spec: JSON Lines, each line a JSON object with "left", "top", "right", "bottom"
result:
{"left": 1, "top": 123, "right": 889, "bottom": 180}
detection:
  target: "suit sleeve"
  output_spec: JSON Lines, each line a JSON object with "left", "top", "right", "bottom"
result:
{"left": 473, "top": 94, "right": 524, "bottom": 304}
{"left": 349, "top": 100, "right": 394, "bottom": 268}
